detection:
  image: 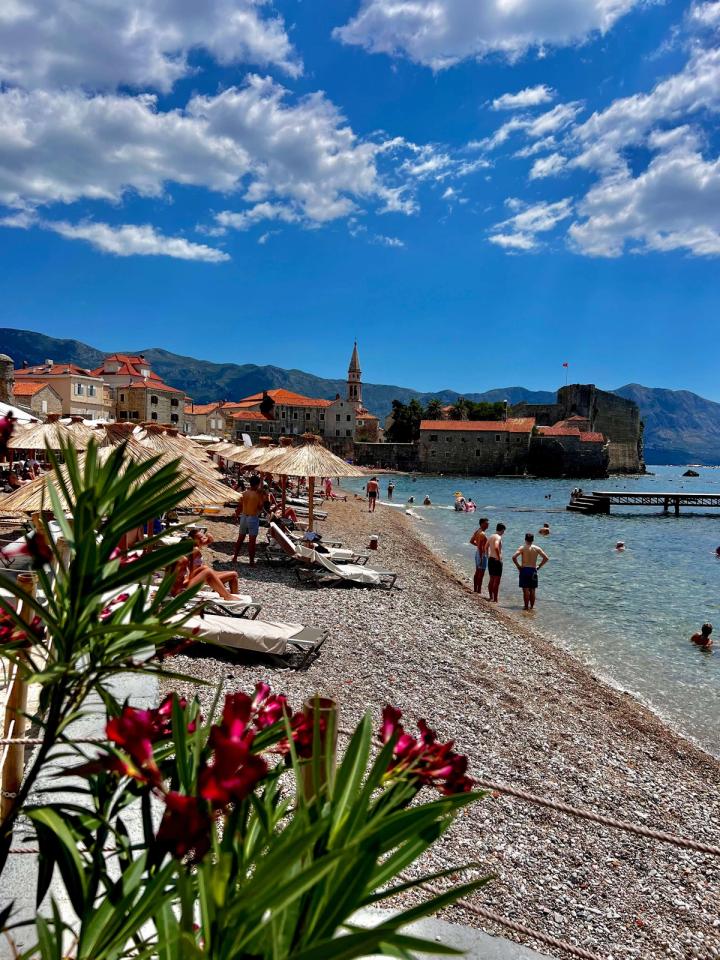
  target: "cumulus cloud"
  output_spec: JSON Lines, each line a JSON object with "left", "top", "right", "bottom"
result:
{"left": 215, "top": 203, "right": 300, "bottom": 232}
{"left": 569, "top": 140, "right": 720, "bottom": 257}
{"left": 490, "top": 197, "right": 573, "bottom": 251}
{"left": 690, "top": 2, "right": 720, "bottom": 28}
{"left": 492, "top": 85, "right": 555, "bottom": 111}
{"left": 0, "top": 0, "right": 299, "bottom": 92}
{"left": 1, "top": 214, "right": 229, "bottom": 260}
{"left": 529, "top": 152, "right": 567, "bottom": 179}
{"left": 334, "top": 0, "right": 642, "bottom": 69}
{"left": 0, "top": 76, "right": 411, "bottom": 226}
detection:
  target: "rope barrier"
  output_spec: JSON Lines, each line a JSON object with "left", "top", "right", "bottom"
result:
{"left": 0, "top": 737, "right": 104, "bottom": 745}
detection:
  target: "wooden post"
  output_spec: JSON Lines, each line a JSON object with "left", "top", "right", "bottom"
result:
{"left": 674, "top": 497, "right": 680, "bottom": 517}
{"left": 1, "top": 572, "right": 37, "bottom": 820}
{"left": 281, "top": 474, "right": 287, "bottom": 517}
{"left": 301, "top": 696, "right": 338, "bottom": 803}
{"left": 663, "top": 497, "right": 669, "bottom": 514}
{"left": 308, "top": 476, "right": 315, "bottom": 532}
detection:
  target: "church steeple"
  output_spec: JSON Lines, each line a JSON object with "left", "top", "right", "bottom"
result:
{"left": 347, "top": 341, "right": 362, "bottom": 405}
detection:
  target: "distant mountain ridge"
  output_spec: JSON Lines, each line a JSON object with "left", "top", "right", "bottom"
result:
{"left": 2, "top": 327, "right": 719, "bottom": 464}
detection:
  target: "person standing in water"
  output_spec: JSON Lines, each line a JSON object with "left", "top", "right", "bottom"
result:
{"left": 690, "top": 623, "right": 713, "bottom": 649}
{"left": 469, "top": 517, "right": 490, "bottom": 594}
{"left": 512, "top": 533, "right": 549, "bottom": 611}
{"left": 366, "top": 476, "right": 380, "bottom": 513}
{"left": 387, "top": 480, "right": 395, "bottom": 500}
{"left": 486, "top": 523, "right": 506, "bottom": 602}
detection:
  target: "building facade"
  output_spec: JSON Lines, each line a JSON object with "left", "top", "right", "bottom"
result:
{"left": 12, "top": 381, "right": 63, "bottom": 417}
{"left": 418, "top": 418, "right": 536, "bottom": 474}
{"left": 91, "top": 354, "right": 185, "bottom": 427}
{"left": 14, "top": 362, "right": 111, "bottom": 420}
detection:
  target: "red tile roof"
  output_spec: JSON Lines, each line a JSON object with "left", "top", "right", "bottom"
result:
{"left": 420, "top": 418, "right": 535, "bottom": 433}
{"left": 231, "top": 410, "right": 273, "bottom": 422}
{"left": 15, "top": 363, "right": 94, "bottom": 377}
{"left": 537, "top": 425, "right": 605, "bottom": 443}
{"left": 91, "top": 354, "right": 163, "bottom": 381}
{"left": 186, "top": 401, "right": 223, "bottom": 415}
{"left": 357, "top": 408, "right": 378, "bottom": 420}
{"left": 580, "top": 433, "right": 605, "bottom": 443}
{"left": 239, "top": 389, "right": 332, "bottom": 408}
{"left": 126, "top": 380, "right": 182, "bottom": 394}
{"left": 13, "top": 381, "right": 55, "bottom": 397}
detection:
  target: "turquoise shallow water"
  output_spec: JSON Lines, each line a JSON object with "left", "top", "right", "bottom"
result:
{"left": 344, "top": 466, "right": 720, "bottom": 757}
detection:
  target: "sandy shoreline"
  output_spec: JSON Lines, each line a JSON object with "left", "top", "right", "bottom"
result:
{"left": 163, "top": 497, "right": 720, "bottom": 959}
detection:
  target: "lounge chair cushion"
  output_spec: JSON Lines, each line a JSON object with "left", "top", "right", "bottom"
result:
{"left": 188, "top": 613, "right": 309, "bottom": 655}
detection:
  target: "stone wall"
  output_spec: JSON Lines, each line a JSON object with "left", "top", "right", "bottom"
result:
{"left": 418, "top": 430, "right": 531, "bottom": 475}
{"left": 353, "top": 442, "right": 419, "bottom": 470}
{"left": 528, "top": 436, "right": 609, "bottom": 479}
{"left": 513, "top": 384, "right": 643, "bottom": 474}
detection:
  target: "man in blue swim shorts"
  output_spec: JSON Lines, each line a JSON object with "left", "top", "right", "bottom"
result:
{"left": 231, "top": 475, "right": 268, "bottom": 566}
{"left": 469, "top": 517, "right": 490, "bottom": 594}
{"left": 512, "top": 532, "right": 549, "bottom": 611}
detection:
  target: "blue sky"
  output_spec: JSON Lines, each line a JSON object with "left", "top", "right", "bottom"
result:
{"left": 1, "top": 0, "right": 720, "bottom": 399}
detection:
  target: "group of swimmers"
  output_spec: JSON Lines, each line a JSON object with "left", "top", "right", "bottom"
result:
{"left": 470, "top": 517, "right": 550, "bottom": 610}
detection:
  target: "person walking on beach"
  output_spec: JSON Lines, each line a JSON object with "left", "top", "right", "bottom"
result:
{"left": 469, "top": 517, "right": 489, "bottom": 595}
{"left": 366, "top": 476, "right": 380, "bottom": 512}
{"left": 512, "top": 533, "right": 549, "bottom": 611}
{"left": 486, "top": 523, "right": 505, "bottom": 602}
{"left": 387, "top": 480, "right": 395, "bottom": 500}
{"left": 231, "top": 474, "right": 268, "bottom": 566}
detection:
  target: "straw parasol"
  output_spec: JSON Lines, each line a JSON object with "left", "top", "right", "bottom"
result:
{"left": 8, "top": 414, "right": 88, "bottom": 452}
{"left": 259, "top": 434, "right": 365, "bottom": 530}
{"left": 0, "top": 441, "right": 239, "bottom": 514}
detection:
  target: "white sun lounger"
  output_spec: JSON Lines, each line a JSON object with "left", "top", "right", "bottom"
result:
{"left": 267, "top": 523, "right": 368, "bottom": 566}
{"left": 185, "top": 612, "right": 328, "bottom": 667}
{"left": 296, "top": 550, "right": 397, "bottom": 589}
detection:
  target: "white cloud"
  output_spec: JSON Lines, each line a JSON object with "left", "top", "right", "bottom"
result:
{"left": 690, "top": 2, "right": 720, "bottom": 28}
{"left": 529, "top": 152, "right": 567, "bottom": 179}
{"left": 0, "top": 0, "right": 299, "bottom": 92}
{"left": 572, "top": 46, "right": 720, "bottom": 171}
{"left": 400, "top": 146, "right": 453, "bottom": 179}
{"left": 215, "top": 202, "right": 300, "bottom": 232}
{"left": 334, "top": 0, "right": 642, "bottom": 69}
{"left": 492, "top": 85, "right": 555, "bottom": 111}
{"left": 373, "top": 234, "right": 404, "bottom": 247}
{"left": 490, "top": 197, "right": 572, "bottom": 251}
{"left": 0, "top": 76, "right": 410, "bottom": 226}
{"left": 514, "top": 136, "right": 558, "bottom": 158}
{"left": 474, "top": 102, "right": 582, "bottom": 150}
{"left": 569, "top": 140, "right": 720, "bottom": 257}
{"left": 1, "top": 214, "right": 229, "bottom": 260}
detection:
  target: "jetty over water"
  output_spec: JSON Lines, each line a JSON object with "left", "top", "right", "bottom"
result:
{"left": 568, "top": 491, "right": 720, "bottom": 515}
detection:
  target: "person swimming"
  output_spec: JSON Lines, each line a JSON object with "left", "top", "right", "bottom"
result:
{"left": 539, "top": 523, "right": 551, "bottom": 535}
{"left": 407, "top": 496, "right": 415, "bottom": 504}
{"left": 615, "top": 541, "right": 626, "bottom": 551}
{"left": 690, "top": 623, "right": 713, "bottom": 649}
{"left": 423, "top": 495, "right": 432, "bottom": 505}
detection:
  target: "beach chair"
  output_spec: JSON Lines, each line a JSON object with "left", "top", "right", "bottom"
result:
{"left": 296, "top": 551, "right": 397, "bottom": 590}
{"left": 185, "top": 612, "right": 328, "bottom": 668}
{"left": 195, "top": 589, "right": 262, "bottom": 620}
{"left": 266, "top": 523, "right": 368, "bottom": 566}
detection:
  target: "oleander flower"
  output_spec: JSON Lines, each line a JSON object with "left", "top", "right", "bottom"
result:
{"left": 198, "top": 731, "right": 267, "bottom": 808}
{"left": 0, "top": 612, "right": 45, "bottom": 649}
{"left": 0, "top": 529, "right": 53, "bottom": 569}
{"left": 156, "top": 792, "right": 211, "bottom": 863}
{"left": 379, "top": 706, "right": 474, "bottom": 795}
{"left": 106, "top": 706, "right": 161, "bottom": 785}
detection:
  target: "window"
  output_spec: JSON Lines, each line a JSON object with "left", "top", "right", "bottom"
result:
{"left": 429, "top": 434, "right": 438, "bottom": 442}
{"left": 41, "top": 400, "right": 48, "bottom": 413}
{"left": 335, "top": 430, "right": 340, "bottom": 436}
{"left": 305, "top": 412, "right": 311, "bottom": 420}
{"left": 119, "top": 393, "right": 125, "bottom": 402}
{"left": 150, "top": 395, "right": 158, "bottom": 405}
{"left": 151, "top": 412, "right": 158, "bottom": 421}
{"left": 446, "top": 437, "right": 453, "bottom": 443}
{"left": 87, "top": 384, "right": 96, "bottom": 397}
{"left": 281, "top": 411, "right": 286, "bottom": 418}
{"left": 130, "top": 411, "right": 139, "bottom": 420}
{"left": 358, "top": 419, "right": 364, "bottom": 426}
{"left": 336, "top": 414, "right": 341, "bottom": 422}
{"left": 346, "top": 430, "right": 352, "bottom": 437}
{"left": 320, "top": 413, "right": 325, "bottom": 421}
{"left": 495, "top": 434, "right": 501, "bottom": 442}
{"left": 119, "top": 410, "right": 128, "bottom": 419}
{"left": 170, "top": 414, "right": 179, "bottom": 424}
{"left": 171, "top": 398, "right": 179, "bottom": 407}
{"left": 74, "top": 383, "right": 84, "bottom": 396}
{"left": 293, "top": 412, "right": 298, "bottom": 420}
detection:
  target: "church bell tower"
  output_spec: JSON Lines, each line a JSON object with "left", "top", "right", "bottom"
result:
{"left": 347, "top": 341, "right": 362, "bottom": 407}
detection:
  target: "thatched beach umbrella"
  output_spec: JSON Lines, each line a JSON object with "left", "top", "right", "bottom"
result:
{"left": 0, "top": 441, "right": 239, "bottom": 515}
{"left": 259, "top": 434, "right": 365, "bottom": 530}
{"left": 8, "top": 414, "right": 88, "bottom": 452}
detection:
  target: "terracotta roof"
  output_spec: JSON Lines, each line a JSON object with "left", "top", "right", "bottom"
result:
{"left": 15, "top": 363, "right": 93, "bottom": 377}
{"left": 13, "top": 381, "right": 54, "bottom": 397}
{"left": 186, "top": 402, "right": 223, "bottom": 415}
{"left": 238, "top": 389, "right": 332, "bottom": 408}
{"left": 231, "top": 410, "right": 273, "bottom": 422}
{"left": 357, "top": 408, "right": 378, "bottom": 420}
{"left": 126, "top": 380, "right": 183, "bottom": 394}
{"left": 91, "top": 354, "right": 163, "bottom": 381}
{"left": 420, "top": 418, "right": 535, "bottom": 433}
{"left": 580, "top": 432, "right": 605, "bottom": 443}
{"left": 537, "top": 425, "right": 605, "bottom": 443}
{"left": 565, "top": 415, "right": 589, "bottom": 422}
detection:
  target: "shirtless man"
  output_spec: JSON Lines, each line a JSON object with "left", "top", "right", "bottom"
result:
{"left": 512, "top": 533, "right": 549, "bottom": 611}
{"left": 486, "top": 523, "right": 506, "bottom": 603}
{"left": 469, "top": 517, "right": 490, "bottom": 595}
{"left": 690, "top": 623, "right": 713, "bottom": 649}
{"left": 366, "top": 476, "right": 380, "bottom": 513}
{"left": 232, "top": 475, "right": 268, "bottom": 565}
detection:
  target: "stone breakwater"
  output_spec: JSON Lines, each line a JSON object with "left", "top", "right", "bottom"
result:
{"left": 163, "top": 499, "right": 720, "bottom": 960}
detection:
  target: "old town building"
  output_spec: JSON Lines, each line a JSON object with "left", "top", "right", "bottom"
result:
{"left": 11, "top": 380, "right": 63, "bottom": 417}
{"left": 14, "top": 361, "right": 112, "bottom": 420}
{"left": 418, "top": 418, "right": 536, "bottom": 474}
{"left": 91, "top": 354, "right": 185, "bottom": 427}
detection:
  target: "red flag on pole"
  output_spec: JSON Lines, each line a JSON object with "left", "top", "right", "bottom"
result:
{"left": 562, "top": 362, "right": 569, "bottom": 368}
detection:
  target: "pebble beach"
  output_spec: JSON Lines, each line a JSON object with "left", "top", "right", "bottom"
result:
{"left": 162, "top": 496, "right": 720, "bottom": 960}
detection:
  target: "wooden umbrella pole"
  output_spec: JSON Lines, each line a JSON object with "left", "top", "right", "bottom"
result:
{"left": 308, "top": 476, "right": 315, "bottom": 532}
{"left": 281, "top": 474, "right": 287, "bottom": 516}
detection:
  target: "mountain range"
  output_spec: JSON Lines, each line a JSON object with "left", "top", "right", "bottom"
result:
{"left": 2, "top": 328, "right": 719, "bottom": 464}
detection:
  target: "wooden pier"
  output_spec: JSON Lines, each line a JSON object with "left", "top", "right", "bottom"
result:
{"left": 567, "top": 491, "right": 720, "bottom": 515}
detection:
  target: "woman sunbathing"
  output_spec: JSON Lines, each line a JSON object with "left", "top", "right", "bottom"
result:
{"left": 170, "top": 557, "right": 240, "bottom": 601}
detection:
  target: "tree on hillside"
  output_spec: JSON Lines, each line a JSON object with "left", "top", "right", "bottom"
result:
{"left": 425, "top": 398, "right": 444, "bottom": 420}
{"left": 386, "top": 398, "right": 425, "bottom": 443}
{"left": 449, "top": 397, "right": 470, "bottom": 420}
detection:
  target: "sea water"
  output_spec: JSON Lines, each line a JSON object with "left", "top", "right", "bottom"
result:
{"left": 344, "top": 466, "right": 720, "bottom": 757}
